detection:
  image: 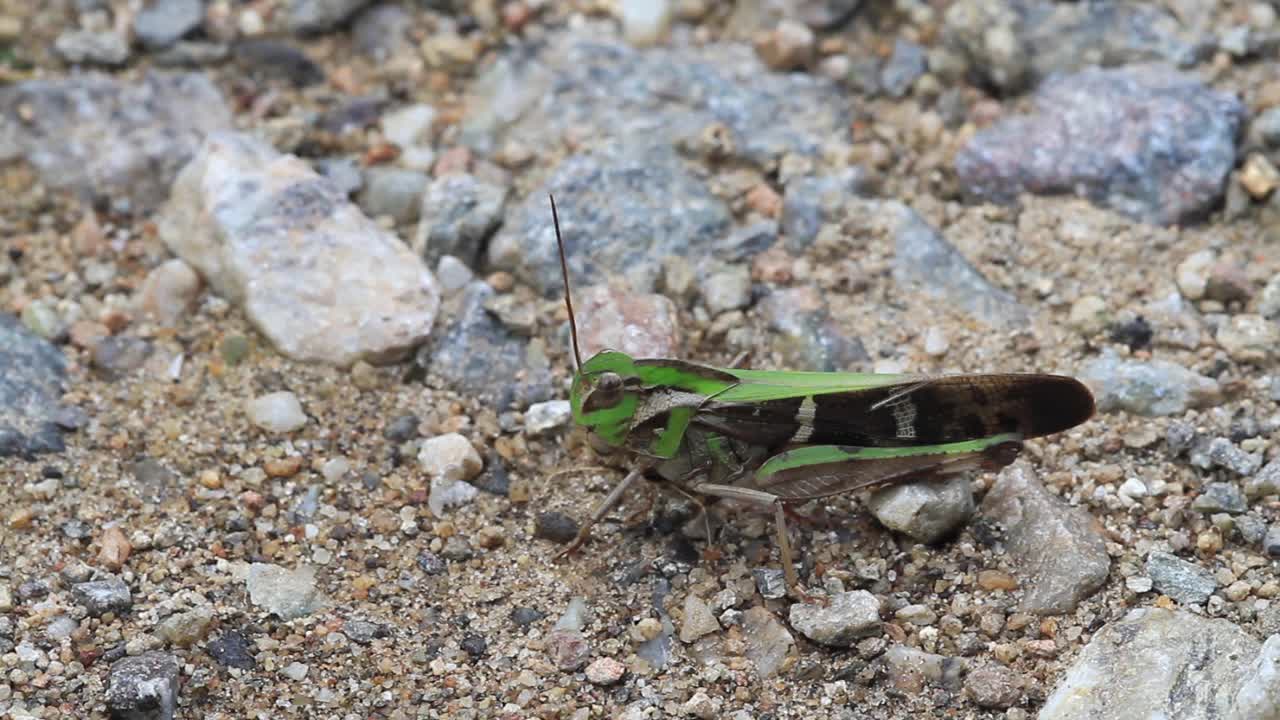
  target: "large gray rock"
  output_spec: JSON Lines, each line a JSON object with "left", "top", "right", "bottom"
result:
{"left": 1041, "top": 608, "right": 1272, "bottom": 720}
{"left": 0, "top": 314, "right": 75, "bottom": 457}
{"left": 956, "top": 66, "right": 1243, "bottom": 226}
{"left": 980, "top": 461, "right": 1109, "bottom": 614}
{"left": 0, "top": 72, "right": 232, "bottom": 213}
{"left": 159, "top": 132, "right": 439, "bottom": 366}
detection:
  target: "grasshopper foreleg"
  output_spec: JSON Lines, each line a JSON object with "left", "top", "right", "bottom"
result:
{"left": 556, "top": 466, "right": 648, "bottom": 559}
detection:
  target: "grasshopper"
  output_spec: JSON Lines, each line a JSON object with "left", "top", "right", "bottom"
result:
{"left": 547, "top": 196, "right": 1095, "bottom": 592}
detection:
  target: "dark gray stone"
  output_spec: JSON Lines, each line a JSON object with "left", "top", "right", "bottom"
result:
{"left": 416, "top": 174, "right": 508, "bottom": 268}
{"left": 880, "top": 39, "right": 926, "bottom": 97}
{"left": 0, "top": 72, "right": 232, "bottom": 213}
{"left": 759, "top": 286, "right": 869, "bottom": 372}
{"left": 416, "top": 282, "right": 553, "bottom": 411}
{"left": 956, "top": 66, "right": 1243, "bottom": 226}
{"left": 134, "top": 0, "right": 204, "bottom": 49}
{"left": 72, "top": 578, "right": 132, "bottom": 617}
{"left": 0, "top": 314, "right": 74, "bottom": 458}
{"left": 943, "top": 0, "right": 1210, "bottom": 94}
{"left": 106, "top": 651, "right": 180, "bottom": 720}
{"left": 885, "top": 201, "right": 1029, "bottom": 329}
{"left": 780, "top": 171, "right": 867, "bottom": 251}
{"left": 488, "top": 146, "right": 731, "bottom": 295}
{"left": 283, "top": 0, "right": 374, "bottom": 33}
{"left": 1147, "top": 551, "right": 1215, "bottom": 605}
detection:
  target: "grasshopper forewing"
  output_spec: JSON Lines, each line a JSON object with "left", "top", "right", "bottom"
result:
{"left": 547, "top": 195, "right": 1095, "bottom": 594}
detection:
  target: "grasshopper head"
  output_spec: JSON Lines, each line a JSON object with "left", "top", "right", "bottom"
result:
{"left": 570, "top": 350, "right": 639, "bottom": 447}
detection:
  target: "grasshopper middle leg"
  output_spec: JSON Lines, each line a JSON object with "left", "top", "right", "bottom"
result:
{"left": 691, "top": 483, "right": 801, "bottom": 591}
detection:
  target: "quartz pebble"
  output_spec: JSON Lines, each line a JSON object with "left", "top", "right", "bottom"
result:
{"left": 245, "top": 392, "right": 307, "bottom": 433}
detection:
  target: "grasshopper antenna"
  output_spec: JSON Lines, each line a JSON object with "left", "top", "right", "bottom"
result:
{"left": 550, "top": 194, "right": 583, "bottom": 369}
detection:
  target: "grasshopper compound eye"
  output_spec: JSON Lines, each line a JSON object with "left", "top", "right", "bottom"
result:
{"left": 583, "top": 372, "right": 624, "bottom": 412}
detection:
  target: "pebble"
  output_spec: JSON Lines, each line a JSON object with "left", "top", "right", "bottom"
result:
{"left": 755, "top": 19, "right": 815, "bottom": 71}
{"left": 207, "top": 631, "right": 256, "bottom": 669}
{"left": 1265, "top": 526, "right": 1280, "bottom": 557}
{"left": 679, "top": 594, "right": 721, "bottom": 643}
{"left": 759, "top": 286, "right": 869, "bottom": 371}
{"left": 105, "top": 652, "right": 180, "bottom": 720}
{"left": 135, "top": 258, "right": 201, "bottom": 326}
{"left": 283, "top": 0, "right": 372, "bottom": 32}
{"left": 1146, "top": 551, "right": 1216, "bottom": 605}
{"left": 134, "top": 0, "right": 203, "bottom": 49}
{"left": 752, "top": 568, "right": 788, "bottom": 600}
{"left": 546, "top": 629, "right": 590, "bottom": 671}
{"left": 883, "top": 644, "right": 965, "bottom": 691}
{"left": 742, "top": 606, "right": 794, "bottom": 678}
{"left": 357, "top": 167, "right": 429, "bottom": 224}
{"left": 1068, "top": 295, "right": 1109, "bottom": 335}
{"left": 922, "top": 326, "right": 950, "bottom": 357}
{"left": 1191, "top": 482, "right": 1248, "bottom": 514}
{"left": 533, "top": 512, "right": 579, "bottom": 544}
{"left": 98, "top": 526, "right": 133, "bottom": 570}
{"left": 435, "top": 255, "right": 475, "bottom": 295}
{"left": 1080, "top": 353, "right": 1220, "bottom": 416}
{"left": 867, "top": 475, "right": 974, "bottom": 544}
{"left": 55, "top": 29, "right": 130, "bottom": 66}
{"left": 964, "top": 665, "right": 1024, "bottom": 709}
{"left": 1234, "top": 636, "right": 1280, "bottom": 719}
{"left": 1216, "top": 314, "right": 1278, "bottom": 363}
{"left": 585, "top": 656, "right": 627, "bottom": 685}
{"left": 1240, "top": 153, "right": 1280, "bottom": 198}
{"left": 245, "top": 392, "right": 308, "bottom": 433}
{"left": 1126, "top": 576, "right": 1154, "bottom": 594}
{"left": 1248, "top": 460, "right": 1280, "bottom": 498}
{"left": 281, "top": 661, "right": 309, "bottom": 681}
{"left": 682, "top": 691, "right": 717, "bottom": 720}
{"left": 155, "top": 607, "right": 216, "bottom": 647}
{"left": 980, "top": 462, "right": 1109, "bottom": 614}
{"left": 880, "top": 39, "right": 927, "bottom": 97}
{"left": 618, "top": 0, "right": 671, "bottom": 46}
{"left": 245, "top": 563, "right": 325, "bottom": 620}
{"left": 789, "top": 591, "right": 882, "bottom": 647}
{"left": 415, "top": 174, "right": 507, "bottom": 268}
{"left": 702, "top": 265, "right": 753, "bottom": 314}
{"left": 1041, "top": 608, "right": 1263, "bottom": 720}
{"left": 71, "top": 578, "right": 132, "bottom": 617}
{"left": 523, "top": 400, "right": 572, "bottom": 435}
{"left": 1190, "top": 437, "right": 1263, "bottom": 476}
{"left": 380, "top": 103, "right": 436, "bottom": 154}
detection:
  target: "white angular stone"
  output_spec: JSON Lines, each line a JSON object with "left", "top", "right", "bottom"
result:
{"left": 159, "top": 132, "right": 439, "bottom": 366}
{"left": 245, "top": 391, "right": 307, "bottom": 433}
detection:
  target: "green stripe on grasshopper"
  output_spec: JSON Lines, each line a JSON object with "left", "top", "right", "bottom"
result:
{"left": 758, "top": 432, "right": 1023, "bottom": 477}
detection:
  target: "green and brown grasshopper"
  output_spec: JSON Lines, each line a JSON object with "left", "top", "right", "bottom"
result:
{"left": 547, "top": 196, "right": 1094, "bottom": 592}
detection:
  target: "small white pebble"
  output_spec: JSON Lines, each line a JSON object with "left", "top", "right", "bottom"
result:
{"left": 245, "top": 392, "right": 308, "bottom": 433}
{"left": 281, "top": 661, "right": 309, "bottom": 680}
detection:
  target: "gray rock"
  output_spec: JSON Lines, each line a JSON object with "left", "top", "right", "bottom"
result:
{"left": 1040, "top": 608, "right": 1261, "bottom": 720}
{"left": 71, "top": 578, "right": 132, "bottom": 617}
{"left": 678, "top": 594, "right": 720, "bottom": 643}
{"left": 742, "top": 606, "right": 794, "bottom": 679}
{"left": 702, "top": 266, "right": 753, "bottom": 315}
{"left": 152, "top": 41, "right": 229, "bottom": 67}
{"left": 574, "top": 283, "right": 682, "bottom": 360}
{"left": 417, "top": 282, "right": 552, "bottom": 411}
{"left": 488, "top": 146, "right": 731, "bottom": 295}
{"left": 283, "top": 0, "right": 374, "bottom": 33}
{"left": 867, "top": 475, "right": 974, "bottom": 544}
{"left": 54, "top": 30, "right": 130, "bottom": 66}
{"left": 352, "top": 4, "right": 414, "bottom": 61}
{"left": 464, "top": 37, "right": 849, "bottom": 168}
{"left": 1079, "top": 353, "right": 1221, "bottom": 416}
{"left": 943, "top": 0, "right": 1209, "bottom": 94}
{"left": 0, "top": 314, "right": 73, "bottom": 458}
{"left": 92, "top": 336, "right": 153, "bottom": 381}
{"left": 964, "top": 665, "right": 1024, "bottom": 709}
{"left": 134, "top": 0, "right": 204, "bottom": 49}
{"left": 1231, "top": 635, "right": 1280, "bottom": 719}
{"left": 885, "top": 201, "right": 1029, "bottom": 329}
{"left": 1248, "top": 459, "right": 1280, "bottom": 499}
{"left": 980, "top": 462, "right": 1109, "bottom": 614}
{"left": 524, "top": 400, "right": 572, "bottom": 435}
{"left": 788, "top": 590, "right": 881, "bottom": 647}
{"left": 245, "top": 563, "right": 325, "bottom": 620}
{"left": 780, "top": 172, "right": 866, "bottom": 251}
{"left": 0, "top": 72, "right": 232, "bottom": 213}
{"left": 883, "top": 644, "right": 966, "bottom": 691}
{"left": 435, "top": 255, "right": 474, "bottom": 295}
{"left": 880, "top": 39, "right": 926, "bottom": 97}
{"left": 715, "top": 220, "right": 778, "bottom": 262}
{"left": 759, "top": 286, "right": 869, "bottom": 371}
{"left": 415, "top": 174, "right": 507, "bottom": 268}
{"left": 232, "top": 40, "right": 325, "bottom": 87}
{"left": 160, "top": 132, "right": 439, "bottom": 366}
{"left": 1146, "top": 551, "right": 1215, "bottom": 605}
{"left": 956, "top": 66, "right": 1243, "bottom": 226}
{"left": 357, "top": 167, "right": 428, "bottom": 224}
{"left": 1264, "top": 525, "right": 1280, "bottom": 558}
{"left": 1191, "top": 482, "right": 1248, "bottom": 514}
{"left": 106, "top": 651, "right": 180, "bottom": 720}
{"left": 313, "top": 156, "right": 363, "bottom": 196}
{"left": 752, "top": 568, "right": 788, "bottom": 600}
